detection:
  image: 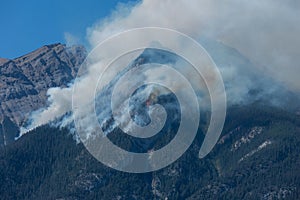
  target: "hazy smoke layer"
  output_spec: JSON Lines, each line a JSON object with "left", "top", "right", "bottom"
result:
{"left": 88, "top": 0, "right": 300, "bottom": 92}
{"left": 21, "top": 0, "right": 300, "bottom": 134}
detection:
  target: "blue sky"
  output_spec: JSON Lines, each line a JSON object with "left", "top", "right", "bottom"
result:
{"left": 0, "top": 0, "right": 137, "bottom": 59}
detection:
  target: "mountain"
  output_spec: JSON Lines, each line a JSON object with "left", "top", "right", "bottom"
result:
{"left": 0, "top": 41, "right": 299, "bottom": 199}
{"left": 0, "top": 43, "right": 86, "bottom": 146}
{"left": 0, "top": 104, "right": 299, "bottom": 199}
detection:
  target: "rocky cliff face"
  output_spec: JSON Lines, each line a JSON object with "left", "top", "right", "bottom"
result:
{"left": 0, "top": 43, "right": 86, "bottom": 145}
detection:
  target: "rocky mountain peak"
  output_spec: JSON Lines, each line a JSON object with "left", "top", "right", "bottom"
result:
{"left": 13, "top": 43, "right": 63, "bottom": 63}
{"left": 0, "top": 43, "right": 86, "bottom": 146}
{"left": 0, "top": 58, "right": 9, "bottom": 65}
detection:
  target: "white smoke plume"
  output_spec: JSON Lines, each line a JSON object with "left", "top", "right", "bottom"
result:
{"left": 88, "top": 0, "right": 300, "bottom": 92}
{"left": 21, "top": 0, "right": 300, "bottom": 134}
{"left": 20, "top": 87, "right": 73, "bottom": 135}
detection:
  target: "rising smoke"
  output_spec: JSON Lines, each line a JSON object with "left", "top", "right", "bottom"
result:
{"left": 21, "top": 0, "right": 300, "bottom": 135}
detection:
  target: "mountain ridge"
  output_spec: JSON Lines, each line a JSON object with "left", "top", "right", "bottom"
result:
{"left": 0, "top": 43, "right": 86, "bottom": 146}
{"left": 0, "top": 41, "right": 299, "bottom": 199}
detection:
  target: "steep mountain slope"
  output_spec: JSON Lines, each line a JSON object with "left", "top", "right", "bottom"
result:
{"left": 1, "top": 40, "right": 299, "bottom": 199}
{"left": 0, "top": 104, "right": 299, "bottom": 199}
{"left": 0, "top": 43, "right": 86, "bottom": 145}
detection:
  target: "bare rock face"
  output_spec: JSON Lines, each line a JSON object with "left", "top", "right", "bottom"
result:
{"left": 0, "top": 58, "right": 9, "bottom": 65}
{"left": 0, "top": 43, "right": 86, "bottom": 145}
